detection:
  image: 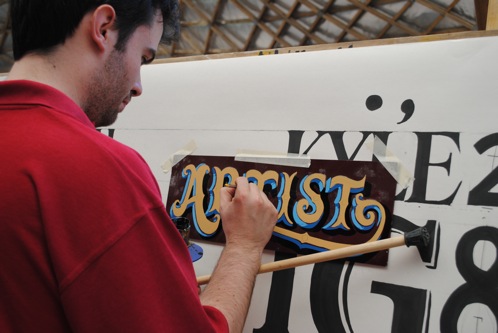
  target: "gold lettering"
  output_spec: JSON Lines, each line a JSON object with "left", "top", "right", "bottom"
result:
{"left": 294, "top": 173, "right": 325, "bottom": 229}
{"left": 323, "top": 175, "right": 366, "bottom": 231}
{"left": 277, "top": 172, "right": 297, "bottom": 227}
{"left": 171, "top": 164, "right": 221, "bottom": 237}
{"left": 245, "top": 169, "right": 279, "bottom": 191}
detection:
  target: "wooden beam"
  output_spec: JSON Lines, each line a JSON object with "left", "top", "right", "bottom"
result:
{"left": 261, "top": 0, "right": 327, "bottom": 44}
{"left": 298, "top": 0, "right": 336, "bottom": 45}
{"left": 475, "top": 0, "right": 489, "bottom": 30}
{"left": 183, "top": 0, "right": 241, "bottom": 51}
{"left": 298, "top": 0, "right": 369, "bottom": 40}
{"left": 348, "top": 0, "right": 421, "bottom": 35}
{"left": 487, "top": 0, "right": 498, "bottom": 30}
{"left": 232, "top": 0, "right": 292, "bottom": 48}
{"left": 375, "top": 0, "right": 413, "bottom": 38}
{"left": 179, "top": 28, "right": 205, "bottom": 55}
{"left": 241, "top": 1, "right": 268, "bottom": 50}
{"left": 421, "top": 0, "right": 460, "bottom": 35}
{"left": 153, "top": 30, "right": 498, "bottom": 65}
{"left": 337, "top": 0, "right": 372, "bottom": 41}
{"left": 415, "top": 0, "right": 475, "bottom": 29}
{"left": 271, "top": 0, "right": 301, "bottom": 48}
{"left": 204, "top": 0, "right": 227, "bottom": 54}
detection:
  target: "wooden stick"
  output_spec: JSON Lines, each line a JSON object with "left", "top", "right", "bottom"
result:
{"left": 197, "top": 234, "right": 407, "bottom": 285}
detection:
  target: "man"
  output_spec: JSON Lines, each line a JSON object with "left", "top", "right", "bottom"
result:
{"left": 0, "top": 1, "right": 277, "bottom": 332}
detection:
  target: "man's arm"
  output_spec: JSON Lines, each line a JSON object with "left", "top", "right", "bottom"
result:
{"left": 199, "top": 177, "right": 277, "bottom": 333}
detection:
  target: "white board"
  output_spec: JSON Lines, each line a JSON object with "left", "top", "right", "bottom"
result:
{"left": 107, "top": 35, "right": 498, "bottom": 332}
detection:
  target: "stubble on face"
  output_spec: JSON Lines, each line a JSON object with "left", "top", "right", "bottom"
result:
{"left": 83, "top": 49, "right": 129, "bottom": 127}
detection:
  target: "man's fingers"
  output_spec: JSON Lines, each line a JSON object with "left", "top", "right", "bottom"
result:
{"left": 233, "top": 177, "right": 248, "bottom": 195}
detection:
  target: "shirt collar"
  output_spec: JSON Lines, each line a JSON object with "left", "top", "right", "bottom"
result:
{"left": 0, "top": 80, "right": 95, "bottom": 128}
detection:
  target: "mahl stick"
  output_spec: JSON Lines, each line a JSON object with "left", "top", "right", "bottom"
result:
{"left": 196, "top": 227, "right": 430, "bottom": 285}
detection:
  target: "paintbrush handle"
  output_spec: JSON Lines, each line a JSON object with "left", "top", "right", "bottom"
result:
{"left": 196, "top": 235, "right": 407, "bottom": 285}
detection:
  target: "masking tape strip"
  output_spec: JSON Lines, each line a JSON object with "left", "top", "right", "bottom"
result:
{"left": 235, "top": 149, "right": 311, "bottom": 168}
{"left": 366, "top": 138, "right": 413, "bottom": 188}
{"left": 161, "top": 140, "right": 197, "bottom": 173}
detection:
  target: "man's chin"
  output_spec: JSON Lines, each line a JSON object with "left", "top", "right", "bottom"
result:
{"left": 95, "top": 112, "right": 119, "bottom": 128}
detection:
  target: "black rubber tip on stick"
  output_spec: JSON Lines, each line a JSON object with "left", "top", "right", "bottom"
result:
{"left": 404, "top": 227, "right": 430, "bottom": 248}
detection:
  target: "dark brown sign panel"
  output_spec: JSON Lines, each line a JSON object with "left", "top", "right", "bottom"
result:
{"left": 166, "top": 156, "right": 397, "bottom": 266}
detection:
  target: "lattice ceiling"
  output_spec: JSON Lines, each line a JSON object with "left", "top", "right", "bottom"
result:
{"left": 0, "top": 0, "right": 480, "bottom": 72}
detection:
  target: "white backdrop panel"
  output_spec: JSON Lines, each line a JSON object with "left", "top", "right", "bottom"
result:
{"left": 108, "top": 35, "right": 498, "bottom": 332}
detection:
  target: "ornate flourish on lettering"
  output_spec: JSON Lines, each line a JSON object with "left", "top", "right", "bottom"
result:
{"left": 351, "top": 193, "right": 385, "bottom": 232}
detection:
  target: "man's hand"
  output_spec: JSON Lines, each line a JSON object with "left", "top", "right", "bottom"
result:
{"left": 219, "top": 177, "right": 277, "bottom": 253}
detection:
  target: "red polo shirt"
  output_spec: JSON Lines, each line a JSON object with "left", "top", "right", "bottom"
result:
{"left": 0, "top": 80, "right": 228, "bottom": 332}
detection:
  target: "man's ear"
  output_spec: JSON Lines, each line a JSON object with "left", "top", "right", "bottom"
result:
{"left": 91, "top": 5, "right": 117, "bottom": 52}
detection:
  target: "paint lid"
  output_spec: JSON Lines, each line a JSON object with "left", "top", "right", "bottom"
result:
{"left": 188, "top": 243, "right": 204, "bottom": 262}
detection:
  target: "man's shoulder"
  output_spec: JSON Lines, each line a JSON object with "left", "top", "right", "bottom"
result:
{"left": 3, "top": 101, "right": 155, "bottom": 192}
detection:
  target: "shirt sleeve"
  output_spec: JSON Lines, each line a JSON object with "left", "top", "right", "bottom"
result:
{"left": 59, "top": 206, "right": 229, "bottom": 333}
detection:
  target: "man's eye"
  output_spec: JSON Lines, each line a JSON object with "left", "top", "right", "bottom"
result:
{"left": 142, "top": 56, "right": 152, "bottom": 65}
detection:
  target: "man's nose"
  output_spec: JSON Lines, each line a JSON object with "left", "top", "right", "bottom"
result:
{"left": 131, "top": 81, "right": 143, "bottom": 97}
